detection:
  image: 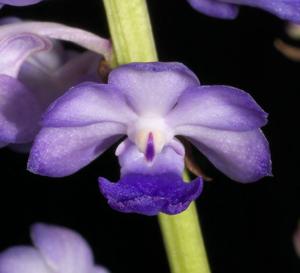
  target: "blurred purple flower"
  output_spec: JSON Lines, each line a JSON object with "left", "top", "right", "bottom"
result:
{"left": 27, "top": 62, "right": 271, "bottom": 215}
{"left": 0, "top": 223, "right": 108, "bottom": 273}
{"left": 0, "top": 0, "right": 43, "bottom": 9}
{"left": 293, "top": 222, "right": 300, "bottom": 257}
{"left": 0, "top": 19, "right": 111, "bottom": 149}
{"left": 187, "top": 0, "right": 300, "bottom": 22}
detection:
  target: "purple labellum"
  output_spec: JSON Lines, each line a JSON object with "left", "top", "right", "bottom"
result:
{"left": 99, "top": 173, "right": 202, "bottom": 216}
{"left": 145, "top": 132, "right": 155, "bottom": 162}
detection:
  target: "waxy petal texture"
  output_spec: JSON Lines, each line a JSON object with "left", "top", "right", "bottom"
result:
{"left": 188, "top": 0, "right": 300, "bottom": 22}
{"left": 99, "top": 140, "right": 203, "bottom": 215}
{"left": 177, "top": 125, "right": 271, "bottom": 182}
{"left": 28, "top": 123, "right": 125, "bottom": 177}
{"left": 108, "top": 62, "right": 200, "bottom": 115}
{"left": 31, "top": 224, "right": 94, "bottom": 273}
{"left": 167, "top": 85, "right": 267, "bottom": 131}
{"left": 0, "top": 247, "right": 50, "bottom": 273}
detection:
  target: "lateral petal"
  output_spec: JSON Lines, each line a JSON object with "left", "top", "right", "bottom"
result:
{"left": 28, "top": 122, "right": 125, "bottom": 177}
{"left": 167, "top": 85, "right": 268, "bottom": 131}
{"left": 177, "top": 125, "right": 272, "bottom": 182}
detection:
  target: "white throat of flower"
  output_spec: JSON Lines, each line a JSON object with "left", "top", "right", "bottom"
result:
{"left": 127, "top": 116, "right": 173, "bottom": 161}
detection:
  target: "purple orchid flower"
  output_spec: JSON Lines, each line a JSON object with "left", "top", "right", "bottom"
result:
{"left": 0, "top": 0, "right": 43, "bottom": 9}
{"left": 0, "top": 19, "right": 111, "bottom": 149}
{"left": 0, "top": 223, "right": 109, "bottom": 273}
{"left": 27, "top": 62, "right": 271, "bottom": 216}
{"left": 187, "top": 0, "right": 300, "bottom": 22}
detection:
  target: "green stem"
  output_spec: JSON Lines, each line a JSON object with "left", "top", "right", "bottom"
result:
{"left": 103, "top": 1, "right": 210, "bottom": 273}
{"left": 103, "top": 0, "right": 157, "bottom": 64}
{"left": 159, "top": 173, "right": 210, "bottom": 273}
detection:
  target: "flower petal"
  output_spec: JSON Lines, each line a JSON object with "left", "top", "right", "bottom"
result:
{"left": 0, "top": 21, "right": 111, "bottom": 59}
{"left": 28, "top": 122, "right": 125, "bottom": 177}
{"left": 222, "top": 0, "right": 300, "bottom": 23}
{"left": 93, "top": 266, "right": 110, "bottom": 273}
{"left": 108, "top": 62, "right": 200, "bottom": 115}
{"left": 99, "top": 140, "right": 203, "bottom": 215}
{"left": 31, "top": 223, "right": 94, "bottom": 273}
{"left": 177, "top": 125, "right": 271, "bottom": 182}
{"left": 0, "top": 0, "right": 43, "bottom": 6}
{"left": 0, "top": 33, "right": 50, "bottom": 77}
{"left": 167, "top": 85, "right": 268, "bottom": 131}
{"left": 0, "top": 75, "right": 41, "bottom": 143}
{"left": 0, "top": 246, "right": 51, "bottom": 273}
{"left": 42, "top": 82, "right": 136, "bottom": 128}
{"left": 53, "top": 51, "right": 103, "bottom": 87}
{"left": 187, "top": 0, "right": 239, "bottom": 19}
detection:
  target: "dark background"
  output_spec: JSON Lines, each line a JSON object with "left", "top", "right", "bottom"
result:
{"left": 0, "top": 0, "right": 299, "bottom": 272}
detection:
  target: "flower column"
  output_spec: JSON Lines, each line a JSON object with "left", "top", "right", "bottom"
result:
{"left": 103, "top": 1, "right": 211, "bottom": 273}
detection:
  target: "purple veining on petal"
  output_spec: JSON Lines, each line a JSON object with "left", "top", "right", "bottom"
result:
{"left": 145, "top": 132, "right": 155, "bottom": 162}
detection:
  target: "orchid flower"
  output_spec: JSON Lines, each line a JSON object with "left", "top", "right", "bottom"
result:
{"left": 0, "top": 223, "right": 108, "bottom": 273}
{"left": 0, "top": 19, "right": 111, "bottom": 149}
{"left": 187, "top": 0, "right": 300, "bottom": 22}
{"left": 0, "top": 0, "right": 43, "bottom": 9}
{"left": 27, "top": 62, "right": 271, "bottom": 216}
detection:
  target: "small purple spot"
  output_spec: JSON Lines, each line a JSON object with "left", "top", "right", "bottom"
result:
{"left": 145, "top": 132, "right": 155, "bottom": 162}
